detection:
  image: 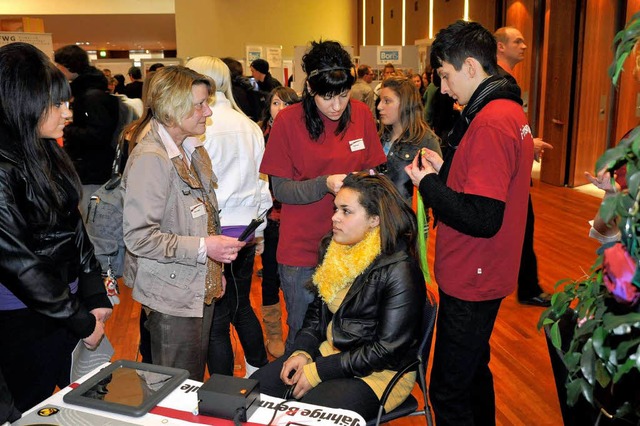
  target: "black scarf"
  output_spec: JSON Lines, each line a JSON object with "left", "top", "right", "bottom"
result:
{"left": 438, "top": 75, "right": 523, "bottom": 183}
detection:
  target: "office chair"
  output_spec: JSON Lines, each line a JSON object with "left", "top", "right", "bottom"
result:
{"left": 366, "top": 297, "right": 437, "bottom": 426}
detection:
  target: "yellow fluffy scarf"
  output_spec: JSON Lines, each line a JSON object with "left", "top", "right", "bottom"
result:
{"left": 313, "top": 227, "right": 381, "bottom": 304}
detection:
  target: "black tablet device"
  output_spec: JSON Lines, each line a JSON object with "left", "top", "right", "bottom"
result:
{"left": 63, "top": 360, "right": 189, "bottom": 417}
{"left": 238, "top": 210, "right": 268, "bottom": 242}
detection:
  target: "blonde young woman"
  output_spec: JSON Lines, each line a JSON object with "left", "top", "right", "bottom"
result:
{"left": 377, "top": 76, "right": 441, "bottom": 200}
{"left": 185, "top": 56, "right": 272, "bottom": 377}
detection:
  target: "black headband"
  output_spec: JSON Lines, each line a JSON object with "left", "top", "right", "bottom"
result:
{"left": 308, "top": 66, "right": 352, "bottom": 78}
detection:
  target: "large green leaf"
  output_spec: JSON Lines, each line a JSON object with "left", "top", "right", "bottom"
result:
{"left": 628, "top": 171, "right": 640, "bottom": 198}
{"left": 595, "top": 145, "right": 629, "bottom": 172}
{"left": 611, "top": 51, "right": 631, "bottom": 86}
{"left": 612, "top": 357, "right": 637, "bottom": 383}
{"left": 549, "top": 321, "right": 561, "bottom": 349}
{"left": 602, "top": 312, "right": 640, "bottom": 331}
{"left": 580, "top": 339, "right": 596, "bottom": 385}
{"left": 591, "top": 326, "right": 607, "bottom": 359}
{"left": 617, "top": 194, "right": 635, "bottom": 216}
{"left": 614, "top": 402, "right": 634, "bottom": 420}
{"left": 566, "top": 378, "right": 593, "bottom": 406}
{"left": 614, "top": 336, "right": 640, "bottom": 360}
{"left": 595, "top": 360, "right": 612, "bottom": 388}
{"left": 564, "top": 351, "right": 581, "bottom": 371}
{"left": 599, "top": 195, "right": 618, "bottom": 224}
{"left": 610, "top": 11, "right": 640, "bottom": 86}
{"left": 566, "top": 379, "right": 583, "bottom": 406}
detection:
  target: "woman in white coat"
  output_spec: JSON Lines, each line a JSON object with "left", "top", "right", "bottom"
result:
{"left": 186, "top": 56, "right": 272, "bottom": 377}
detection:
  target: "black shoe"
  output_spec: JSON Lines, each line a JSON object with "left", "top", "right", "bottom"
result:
{"left": 519, "top": 292, "right": 552, "bottom": 307}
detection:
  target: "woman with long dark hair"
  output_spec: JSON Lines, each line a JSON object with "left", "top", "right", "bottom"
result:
{"left": 377, "top": 76, "right": 441, "bottom": 200}
{"left": 258, "top": 87, "right": 301, "bottom": 358}
{"left": 259, "top": 40, "right": 386, "bottom": 352}
{"left": 0, "top": 42, "right": 110, "bottom": 416}
{"left": 252, "top": 172, "right": 427, "bottom": 421}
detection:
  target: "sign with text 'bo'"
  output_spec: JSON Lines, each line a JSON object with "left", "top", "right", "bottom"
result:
{"left": 376, "top": 46, "right": 402, "bottom": 65}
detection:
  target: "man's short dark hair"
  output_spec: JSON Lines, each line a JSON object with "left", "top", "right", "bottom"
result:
{"left": 54, "top": 45, "right": 89, "bottom": 74}
{"left": 128, "top": 66, "right": 142, "bottom": 80}
{"left": 221, "top": 57, "right": 243, "bottom": 79}
{"left": 357, "top": 64, "right": 371, "bottom": 78}
{"left": 148, "top": 63, "right": 165, "bottom": 72}
{"left": 430, "top": 20, "right": 497, "bottom": 75}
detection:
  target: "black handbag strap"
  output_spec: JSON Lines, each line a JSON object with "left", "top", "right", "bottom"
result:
{"left": 110, "top": 134, "right": 125, "bottom": 178}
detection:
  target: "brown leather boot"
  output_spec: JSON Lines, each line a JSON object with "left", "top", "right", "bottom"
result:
{"left": 262, "top": 304, "right": 285, "bottom": 358}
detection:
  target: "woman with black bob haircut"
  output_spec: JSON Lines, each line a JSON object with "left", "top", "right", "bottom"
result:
{"left": 0, "top": 42, "right": 111, "bottom": 417}
{"left": 251, "top": 172, "right": 427, "bottom": 421}
{"left": 260, "top": 41, "right": 386, "bottom": 352}
{"left": 301, "top": 40, "right": 355, "bottom": 140}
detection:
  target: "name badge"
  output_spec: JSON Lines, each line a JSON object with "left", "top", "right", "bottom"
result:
{"left": 349, "top": 138, "right": 365, "bottom": 152}
{"left": 190, "top": 202, "right": 206, "bottom": 219}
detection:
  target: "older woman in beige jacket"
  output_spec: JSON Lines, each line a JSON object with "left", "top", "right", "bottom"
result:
{"left": 122, "top": 66, "right": 245, "bottom": 380}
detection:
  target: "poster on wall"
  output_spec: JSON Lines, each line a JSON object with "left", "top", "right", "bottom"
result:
{"left": 0, "top": 32, "right": 53, "bottom": 58}
{"left": 246, "top": 45, "right": 263, "bottom": 64}
{"left": 376, "top": 46, "right": 403, "bottom": 65}
{"left": 266, "top": 47, "right": 282, "bottom": 68}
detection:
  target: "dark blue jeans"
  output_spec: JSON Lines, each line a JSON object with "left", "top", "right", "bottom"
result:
{"left": 430, "top": 290, "right": 503, "bottom": 426}
{"left": 208, "top": 244, "right": 267, "bottom": 375}
{"left": 278, "top": 264, "right": 315, "bottom": 352}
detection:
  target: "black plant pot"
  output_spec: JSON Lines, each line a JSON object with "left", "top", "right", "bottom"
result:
{"left": 544, "top": 311, "right": 640, "bottom": 425}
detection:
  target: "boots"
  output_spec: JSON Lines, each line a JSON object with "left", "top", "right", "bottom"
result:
{"left": 262, "top": 304, "right": 285, "bottom": 358}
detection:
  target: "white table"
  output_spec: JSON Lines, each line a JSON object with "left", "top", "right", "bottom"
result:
{"left": 14, "top": 365, "right": 365, "bottom": 426}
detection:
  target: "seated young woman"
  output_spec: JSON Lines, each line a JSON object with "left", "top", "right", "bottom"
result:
{"left": 251, "top": 172, "right": 427, "bottom": 420}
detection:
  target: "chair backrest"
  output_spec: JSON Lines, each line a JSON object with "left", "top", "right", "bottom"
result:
{"left": 368, "top": 296, "right": 438, "bottom": 426}
{"left": 416, "top": 298, "right": 438, "bottom": 393}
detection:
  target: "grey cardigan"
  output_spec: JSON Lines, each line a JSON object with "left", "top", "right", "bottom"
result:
{"left": 122, "top": 125, "right": 216, "bottom": 318}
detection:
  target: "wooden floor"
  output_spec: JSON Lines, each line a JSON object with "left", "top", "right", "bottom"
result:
{"left": 104, "top": 177, "right": 603, "bottom": 425}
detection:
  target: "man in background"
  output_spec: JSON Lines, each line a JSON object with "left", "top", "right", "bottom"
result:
{"left": 54, "top": 45, "right": 119, "bottom": 218}
{"left": 250, "top": 59, "right": 282, "bottom": 94}
{"left": 374, "top": 62, "right": 397, "bottom": 100}
{"left": 125, "top": 66, "right": 143, "bottom": 99}
{"left": 495, "top": 26, "right": 553, "bottom": 307}
{"left": 223, "top": 57, "right": 262, "bottom": 121}
{"left": 350, "top": 64, "right": 375, "bottom": 117}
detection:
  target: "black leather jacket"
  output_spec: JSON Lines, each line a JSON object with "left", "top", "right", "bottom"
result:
{"left": 293, "top": 245, "right": 426, "bottom": 381}
{"left": 0, "top": 141, "right": 109, "bottom": 338}
{"left": 63, "top": 67, "right": 119, "bottom": 185}
{"left": 379, "top": 130, "right": 442, "bottom": 200}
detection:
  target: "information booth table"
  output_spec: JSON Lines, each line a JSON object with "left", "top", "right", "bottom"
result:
{"left": 13, "top": 364, "right": 365, "bottom": 426}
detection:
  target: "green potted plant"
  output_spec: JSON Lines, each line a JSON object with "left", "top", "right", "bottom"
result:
{"left": 538, "top": 11, "right": 640, "bottom": 424}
